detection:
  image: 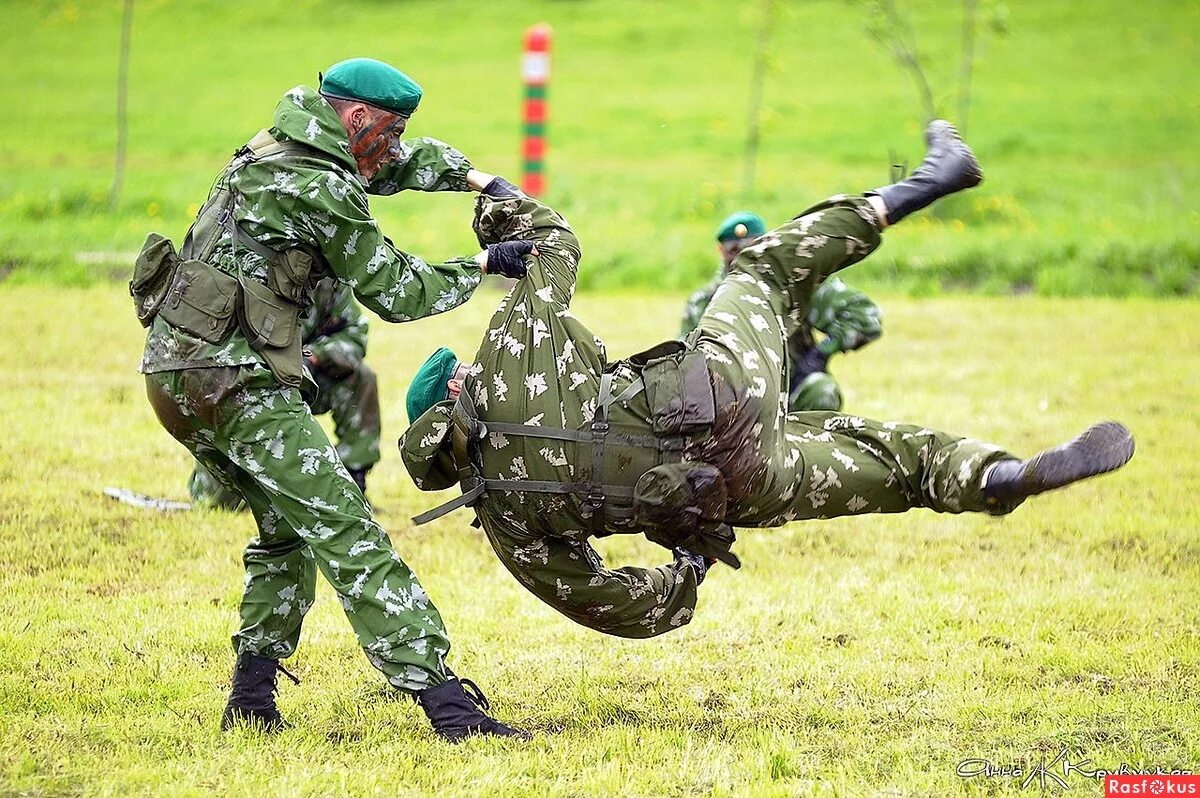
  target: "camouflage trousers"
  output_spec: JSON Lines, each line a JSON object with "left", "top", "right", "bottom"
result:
{"left": 188, "top": 361, "right": 381, "bottom": 508}
{"left": 691, "top": 195, "right": 1018, "bottom": 527}
{"left": 146, "top": 365, "right": 448, "bottom": 692}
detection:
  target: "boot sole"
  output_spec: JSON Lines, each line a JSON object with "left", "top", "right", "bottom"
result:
{"left": 221, "top": 706, "right": 287, "bottom": 733}
{"left": 1021, "top": 421, "right": 1135, "bottom": 496}
{"left": 926, "top": 119, "right": 983, "bottom": 190}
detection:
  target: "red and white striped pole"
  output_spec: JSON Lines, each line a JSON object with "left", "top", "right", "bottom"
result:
{"left": 521, "top": 24, "right": 552, "bottom": 196}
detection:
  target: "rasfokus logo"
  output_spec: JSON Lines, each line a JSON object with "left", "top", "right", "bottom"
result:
{"left": 1106, "top": 775, "right": 1200, "bottom": 795}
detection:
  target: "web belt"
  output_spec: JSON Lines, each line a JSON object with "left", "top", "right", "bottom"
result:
{"left": 411, "top": 372, "right": 666, "bottom": 526}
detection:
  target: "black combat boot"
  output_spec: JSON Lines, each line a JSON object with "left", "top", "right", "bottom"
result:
{"left": 982, "top": 421, "right": 1135, "bottom": 507}
{"left": 220, "top": 653, "right": 298, "bottom": 733}
{"left": 868, "top": 119, "right": 983, "bottom": 224}
{"left": 347, "top": 467, "right": 369, "bottom": 495}
{"left": 416, "top": 678, "right": 532, "bottom": 743}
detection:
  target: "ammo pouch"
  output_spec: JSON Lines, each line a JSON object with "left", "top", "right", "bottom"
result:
{"left": 634, "top": 462, "right": 740, "bottom": 569}
{"left": 634, "top": 341, "right": 716, "bottom": 436}
{"left": 139, "top": 128, "right": 330, "bottom": 386}
{"left": 237, "top": 275, "right": 305, "bottom": 386}
{"left": 157, "top": 257, "right": 240, "bottom": 344}
{"left": 129, "top": 233, "right": 181, "bottom": 327}
{"left": 625, "top": 341, "right": 741, "bottom": 567}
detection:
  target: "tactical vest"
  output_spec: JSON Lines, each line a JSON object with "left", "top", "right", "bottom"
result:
{"left": 129, "top": 129, "right": 335, "bottom": 386}
{"left": 413, "top": 340, "right": 742, "bottom": 568}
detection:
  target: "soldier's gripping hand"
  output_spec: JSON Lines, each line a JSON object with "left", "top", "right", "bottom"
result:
{"left": 481, "top": 176, "right": 521, "bottom": 199}
{"left": 673, "top": 548, "right": 713, "bottom": 585}
{"left": 485, "top": 240, "right": 536, "bottom": 279}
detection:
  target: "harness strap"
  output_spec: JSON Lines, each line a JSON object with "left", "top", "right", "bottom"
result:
{"left": 224, "top": 205, "right": 286, "bottom": 265}
{"left": 482, "top": 479, "right": 635, "bottom": 498}
{"left": 223, "top": 197, "right": 282, "bottom": 353}
{"left": 602, "top": 376, "right": 645, "bottom": 412}
{"left": 411, "top": 482, "right": 486, "bottom": 525}
{"left": 586, "top": 373, "right": 615, "bottom": 526}
{"left": 484, "top": 418, "right": 674, "bottom": 452}
{"left": 410, "top": 372, "right": 680, "bottom": 527}
{"left": 483, "top": 422, "right": 590, "bottom": 443}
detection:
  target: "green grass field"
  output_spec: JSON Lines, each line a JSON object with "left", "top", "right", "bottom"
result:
{"left": 0, "top": 0, "right": 1197, "bottom": 294}
{"left": 2, "top": 0, "right": 1199, "bottom": 794}
{"left": 1, "top": 283, "right": 1197, "bottom": 795}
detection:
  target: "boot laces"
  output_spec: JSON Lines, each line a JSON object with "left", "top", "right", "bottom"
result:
{"left": 277, "top": 662, "right": 301, "bottom": 686}
{"left": 458, "top": 678, "right": 491, "bottom": 712}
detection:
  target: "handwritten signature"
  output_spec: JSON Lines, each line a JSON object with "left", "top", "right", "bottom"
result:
{"left": 957, "top": 749, "right": 1194, "bottom": 790}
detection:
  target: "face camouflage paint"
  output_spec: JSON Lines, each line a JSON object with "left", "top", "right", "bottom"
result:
{"left": 349, "top": 111, "right": 408, "bottom": 179}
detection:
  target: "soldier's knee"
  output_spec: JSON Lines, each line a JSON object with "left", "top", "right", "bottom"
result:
{"left": 789, "top": 373, "right": 843, "bottom": 412}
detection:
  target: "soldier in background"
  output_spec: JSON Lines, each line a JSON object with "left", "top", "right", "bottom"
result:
{"left": 681, "top": 212, "right": 882, "bottom": 411}
{"left": 189, "top": 279, "right": 380, "bottom": 508}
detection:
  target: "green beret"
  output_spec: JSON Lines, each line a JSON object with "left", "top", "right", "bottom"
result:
{"left": 320, "top": 57, "right": 423, "bottom": 117}
{"left": 406, "top": 347, "right": 459, "bottom": 423}
{"left": 715, "top": 211, "right": 766, "bottom": 242}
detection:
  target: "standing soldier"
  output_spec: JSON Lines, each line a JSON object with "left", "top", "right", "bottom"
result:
{"left": 681, "top": 212, "right": 883, "bottom": 411}
{"left": 400, "top": 121, "right": 1134, "bottom": 640}
{"left": 189, "top": 279, "right": 381, "bottom": 508}
{"left": 130, "top": 58, "right": 532, "bottom": 740}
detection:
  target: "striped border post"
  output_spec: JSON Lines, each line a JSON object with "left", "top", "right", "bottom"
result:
{"left": 521, "top": 23, "right": 552, "bottom": 196}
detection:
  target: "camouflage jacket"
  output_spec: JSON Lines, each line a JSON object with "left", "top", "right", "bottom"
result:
{"left": 302, "top": 279, "right": 368, "bottom": 378}
{"left": 140, "top": 84, "right": 480, "bottom": 375}
{"left": 681, "top": 267, "right": 882, "bottom": 355}
{"left": 403, "top": 195, "right": 701, "bottom": 639}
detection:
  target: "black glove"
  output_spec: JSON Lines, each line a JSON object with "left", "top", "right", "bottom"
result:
{"left": 793, "top": 345, "right": 831, "bottom": 380}
{"left": 673, "top": 548, "right": 713, "bottom": 585}
{"left": 485, "top": 240, "right": 534, "bottom": 279}
{"left": 482, "top": 176, "right": 521, "bottom": 199}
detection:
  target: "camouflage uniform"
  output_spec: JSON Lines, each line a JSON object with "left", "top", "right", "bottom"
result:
{"left": 403, "top": 193, "right": 1019, "bottom": 639}
{"left": 189, "top": 280, "right": 380, "bottom": 509}
{"left": 141, "top": 85, "right": 483, "bottom": 691}
{"left": 682, "top": 267, "right": 882, "bottom": 411}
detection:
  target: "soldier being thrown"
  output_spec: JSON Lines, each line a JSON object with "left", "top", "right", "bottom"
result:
{"left": 131, "top": 58, "right": 532, "bottom": 740}
{"left": 400, "top": 121, "right": 1135, "bottom": 639}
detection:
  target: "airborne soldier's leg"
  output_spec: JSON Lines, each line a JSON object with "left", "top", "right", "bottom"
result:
{"left": 692, "top": 194, "right": 882, "bottom": 397}
{"left": 690, "top": 197, "right": 884, "bottom": 502}
{"left": 726, "top": 411, "right": 1019, "bottom": 527}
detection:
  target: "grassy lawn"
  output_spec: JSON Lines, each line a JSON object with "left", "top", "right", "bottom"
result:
{"left": 1, "top": 0, "right": 1197, "bottom": 793}
{"left": 0, "top": 0, "right": 1197, "bottom": 294}
{"left": 1, "top": 283, "right": 1197, "bottom": 795}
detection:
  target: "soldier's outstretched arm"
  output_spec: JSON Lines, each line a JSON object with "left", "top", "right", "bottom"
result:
{"left": 487, "top": 529, "right": 701, "bottom": 639}
{"left": 366, "top": 137, "right": 474, "bottom": 196}
{"left": 295, "top": 171, "right": 483, "bottom": 324}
